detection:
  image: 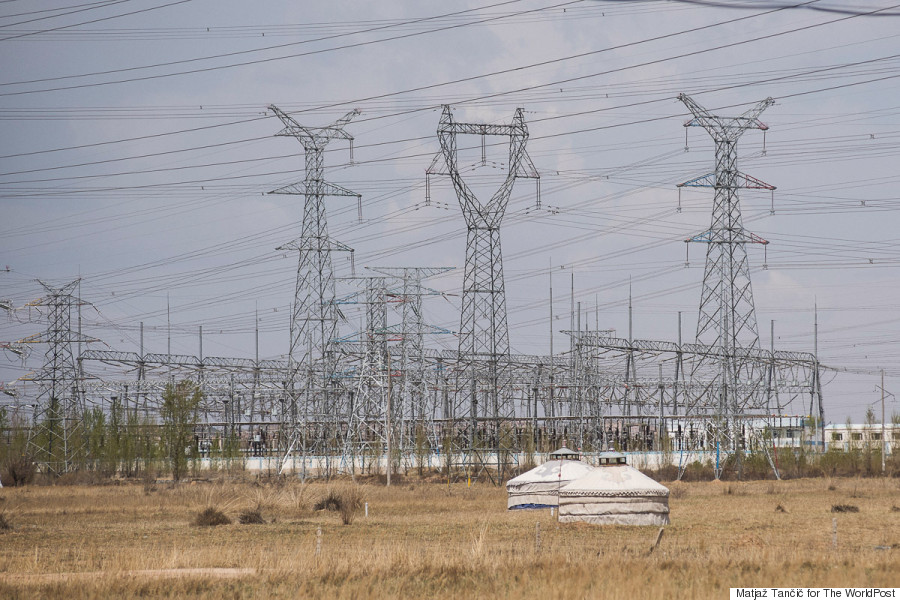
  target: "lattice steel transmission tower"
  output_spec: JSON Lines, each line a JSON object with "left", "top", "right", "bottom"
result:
{"left": 678, "top": 94, "right": 774, "bottom": 350}
{"left": 369, "top": 266, "right": 453, "bottom": 450}
{"left": 340, "top": 276, "right": 389, "bottom": 478}
{"left": 267, "top": 105, "right": 360, "bottom": 431}
{"left": 427, "top": 105, "right": 539, "bottom": 470}
{"left": 22, "top": 280, "right": 94, "bottom": 474}
{"left": 677, "top": 94, "right": 776, "bottom": 465}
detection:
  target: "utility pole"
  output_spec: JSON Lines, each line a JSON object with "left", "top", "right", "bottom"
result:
{"left": 386, "top": 346, "right": 393, "bottom": 487}
{"left": 549, "top": 262, "right": 555, "bottom": 427}
{"left": 882, "top": 369, "right": 886, "bottom": 474}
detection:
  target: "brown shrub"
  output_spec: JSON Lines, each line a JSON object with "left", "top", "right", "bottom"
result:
{"left": 2, "top": 455, "right": 35, "bottom": 487}
{"left": 313, "top": 490, "right": 342, "bottom": 512}
{"left": 56, "top": 470, "right": 105, "bottom": 486}
{"left": 313, "top": 486, "right": 365, "bottom": 525}
{"left": 668, "top": 483, "right": 688, "bottom": 499}
{"left": 238, "top": 508, "right": 265, "bottom": 525}
{"left": 338, "top": 486, "right": 364, "bottom": 525}
{"left": 0, "top": 513, "right": 11, "bottom": 531}
{"left": 194, "top": 507, "right": 231, "bottom": 527}
{"left": 831, "top": 504, "right": 859, "bottom": 513}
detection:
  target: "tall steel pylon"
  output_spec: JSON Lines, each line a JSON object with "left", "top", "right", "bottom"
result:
{"left": 678, "top": 94, "right": 774, "bottom": 349}
{"left": 427, "top": 105, "right": 539, "bottom": 474}
{"left": 21, "top": 280, "right": 95, "bottom": 474}
{"left": 267, "top": 105, "right": 360, "bottom": 435}
{"left": 677, "top": 94, "right": 776, "bottom": 473}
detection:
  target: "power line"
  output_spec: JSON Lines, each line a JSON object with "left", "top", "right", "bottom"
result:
{"left": 0, "top": 0, "right": 580, "bottom": 94}
{"left": 0, "top": 0, "right": 192, "bottom": 43}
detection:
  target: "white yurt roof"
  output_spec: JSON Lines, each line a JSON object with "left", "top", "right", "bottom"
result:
{"left": 559, "top": 463, "right": 669, "bottom": 498}
{"left": 506, "top": 458, "right": 594, "bottom": 509}
{"left": 558, "top": 454, "right": 670, "bottom": 525}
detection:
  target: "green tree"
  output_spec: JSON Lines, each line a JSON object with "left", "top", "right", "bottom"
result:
{"left": 160, "top": 380, "right": 202, "bottom": 481}
{"left": 84, "top": 407, "right": 107, "bottom": 473}
{"left": 863, "top": 406, "right": 877, "bottom": 474}
{"left": 892, "top": 412, "right": 900, "bottom": 457}
{"left": 0, "top": 406, "right": 9, "bottom": 465}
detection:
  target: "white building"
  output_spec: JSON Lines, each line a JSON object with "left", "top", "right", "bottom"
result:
{"left": 824, "top": 423, "right": 899, "bottom": 454}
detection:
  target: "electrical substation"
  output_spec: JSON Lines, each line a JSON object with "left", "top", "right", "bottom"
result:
{"left": 2, "top": 97, "right": 826, "bottom": 482}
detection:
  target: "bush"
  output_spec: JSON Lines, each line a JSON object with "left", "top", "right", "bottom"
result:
{"left": 338, "top": 486, "right": 364, "bottom": 525}
{"left": 314, "top": 490, "right": 343, "bottom": 512}
{"left": 238, "top": 508, "right": 265, "bottom": 525}
{"left": 681, "top": 460, "right": 715, "bottom": 482}
{"left": 0, "top": 513, "right": 11, "bottom": 531}
{"left": 2, "top": 455, "right": 35, "bottom": 487}
{"left": 313, "top": 486, "right": 365, "bottom": 525}
{"left": 194, "top": 507, "right": 231, "bottom": 527}
{"left": 648, "top": 464, "right": 679, "bottom": 482}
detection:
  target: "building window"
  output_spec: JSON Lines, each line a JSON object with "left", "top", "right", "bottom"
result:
{"left": 851, "top": 433, "right": 863, "bottom": 441}
{"left": 872, "top": 433, "right": 882, "bottom": 441}
{"left": 831, "top": 433, "right": 843, "bottom": 441}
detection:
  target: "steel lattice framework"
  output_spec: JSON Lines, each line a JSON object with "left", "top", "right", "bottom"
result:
{"left": 0, "top": 100, "right": 836, "bottom": 483}
{"left": 676, "top": 94, "right": 783, "bottom": 474}
{"left": 566, "top": 329, "right": 822, "bottom": 479}
{"left": 17, "top": 280, "right": 95, "bottom": 474}
{"left": 267, "top": 104, "right": 360, "bottom": 441}
{"left": 677, "top": 94, "right": 775, "bottom": 351}
{"left": 426, "top": 105, "right": 539, "bottom": 468}
{"left": 368, "top": 267, "right": 453, "bottom": 450}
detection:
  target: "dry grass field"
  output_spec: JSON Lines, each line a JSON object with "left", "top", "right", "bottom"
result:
{"left": 0, "top": 475, "right": 898, "bottom": 599}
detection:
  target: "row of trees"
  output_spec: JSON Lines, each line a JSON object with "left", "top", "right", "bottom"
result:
{"left": 2, "top": 380, "right": 898, "bottom": 484}
{"left": 0, "top": 380, "right": 217, "bottom": 484}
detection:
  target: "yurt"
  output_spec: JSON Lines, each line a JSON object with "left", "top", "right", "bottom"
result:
{"left": 557, "top": 451, "right": 670, "bottom": 525}
{"left": 506, "top": 447, "right": 594, "bottom": 509}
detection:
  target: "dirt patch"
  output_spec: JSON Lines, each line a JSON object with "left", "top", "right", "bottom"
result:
{"left": 735, "top": 534, "right": 765, "bottom": 548}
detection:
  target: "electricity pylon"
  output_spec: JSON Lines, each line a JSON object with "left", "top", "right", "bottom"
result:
{"left": 426, "top": 105, "right": 539, "bottom": 479}
{"left": 267, "top": 105, "right": 360, "bottom": 436}
{"left": 341, "top": 276, "right": 389, "bottom": 479}
{"left": 20, "top": 280, "right": 95, "bottom": 474}
{"left": 677, "top": 94, "right": 776, "bottom": 475}
{"left": 368, "top": 266, "right": 453, "bottom": 454}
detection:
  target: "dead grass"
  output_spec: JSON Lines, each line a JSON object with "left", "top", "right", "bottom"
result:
{"left": 0, "top": 477, "right": 897, "bottom": 598}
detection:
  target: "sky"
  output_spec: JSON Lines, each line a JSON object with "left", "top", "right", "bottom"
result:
{"left": 1, "top": 0, "right": 900, "bottom": 424}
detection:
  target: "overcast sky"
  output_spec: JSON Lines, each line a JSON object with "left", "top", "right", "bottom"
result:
{"left": 2, "top": 0, "right": 900, "bottom": 423}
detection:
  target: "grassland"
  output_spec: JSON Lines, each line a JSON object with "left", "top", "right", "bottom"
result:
{"left": 0, "top": 475, "right": 898, "bottom": 598}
